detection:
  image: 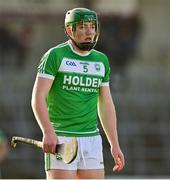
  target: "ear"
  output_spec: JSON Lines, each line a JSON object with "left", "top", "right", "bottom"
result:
{"left": 65, "top": 26, "right": 72, "bottom": 36}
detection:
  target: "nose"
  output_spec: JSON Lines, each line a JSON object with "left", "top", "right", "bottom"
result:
{"left": 85, "top": 27, "right": 93, "bottom": 35}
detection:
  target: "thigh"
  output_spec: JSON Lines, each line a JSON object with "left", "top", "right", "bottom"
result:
{"left": 77, "top": 169, "right": 104, "bottom": 179}
{"left": 44, "top": 136, "right": 79, "bottom": 171}
{"left": 78, "top": 135, "right": 104, "bottom": 169}
{"left": 46, "top": 169, "right": 77, "bottom": 179}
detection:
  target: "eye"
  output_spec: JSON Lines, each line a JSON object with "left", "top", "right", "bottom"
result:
{"left": 77, "top": 23, "right": 84, "bottom": 29}
{"left": 92, "top": 25, "right": 96, "bottom": 29}
{"left": 79, "top": 25, "right": 84, "bottom": 29}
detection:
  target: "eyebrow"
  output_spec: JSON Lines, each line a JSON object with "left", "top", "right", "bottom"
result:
{"left": 77, "top": 22, "right": 96, "bottom": 26}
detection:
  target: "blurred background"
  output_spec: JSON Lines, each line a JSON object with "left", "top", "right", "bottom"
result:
{"left": 0, "top": 0, "right": 170, "bottom": 179}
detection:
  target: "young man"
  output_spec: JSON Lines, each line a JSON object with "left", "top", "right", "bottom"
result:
{"left": 31, "top": 8, "right": 125, "bottom": 179}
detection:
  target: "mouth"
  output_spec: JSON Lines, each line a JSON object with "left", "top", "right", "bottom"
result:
{"left": 85, "top": 37, "right": 92, "bottom": 41}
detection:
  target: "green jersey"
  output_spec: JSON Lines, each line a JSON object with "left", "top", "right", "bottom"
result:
{"left": 37, "top": 41, "right": 110, "bottom": 137}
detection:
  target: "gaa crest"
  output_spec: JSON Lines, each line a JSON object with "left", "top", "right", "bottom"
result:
{"left": 95, "top": 63, "right": 100, "bottom": 71}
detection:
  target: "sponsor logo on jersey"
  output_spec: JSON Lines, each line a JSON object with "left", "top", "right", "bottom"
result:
{"left": 66, "top": 60, "right": 77, "bottom": 66}
{"left": 63, "top": 75, "right": 102, "bottom": 88}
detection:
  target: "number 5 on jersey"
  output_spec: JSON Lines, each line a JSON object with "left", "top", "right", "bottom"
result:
{"left": 80, "top": 62, "right": 89, "bottom": 73}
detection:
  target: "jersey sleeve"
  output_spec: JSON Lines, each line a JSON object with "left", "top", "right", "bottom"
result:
{"left": 101, "top": 55, "right": 110, "bottom": 86}
{"left": 37, "top": 48, "right": 58, "bottom": 80}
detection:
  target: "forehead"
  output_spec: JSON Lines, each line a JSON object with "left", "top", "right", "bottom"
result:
{"left": 77, "top": 21, "right": 96, "bottom": 26}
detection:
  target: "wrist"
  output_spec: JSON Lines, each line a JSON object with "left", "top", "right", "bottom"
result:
{"left": 42, "top": 126, "right": 55, "bottom": 136}
{"left": 109, "top": 138, "right": 120, "bottom": 149}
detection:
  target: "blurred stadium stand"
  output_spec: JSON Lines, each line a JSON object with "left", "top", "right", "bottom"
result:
{"left": 0, "top": 0, "right": 170, "bottom": 178}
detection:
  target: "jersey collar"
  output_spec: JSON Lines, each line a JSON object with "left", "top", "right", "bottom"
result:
{"left": 68, "top": 40, "right": 92, "bottom": 56}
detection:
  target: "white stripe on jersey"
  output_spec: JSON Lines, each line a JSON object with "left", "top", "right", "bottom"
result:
{"left": 100, "top": 82, "right": 109, "bottom": 86}
{"left": 58, "top": 58, "right": 105, "bottom": 77}
{"left": 37, "top": 73, "right": 54, "bottom": 80}
{"left": 42, "top": 50, "right": 51, "bottom": 73}
{"left": 55, "top": 129, "right": 99, "bottom": 135}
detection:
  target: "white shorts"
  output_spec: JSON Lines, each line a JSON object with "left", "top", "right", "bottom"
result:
{"left": 45, "top": 135, "right": 104, "bottom": 171}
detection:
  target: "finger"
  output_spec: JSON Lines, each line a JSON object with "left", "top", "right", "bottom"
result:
{"left": 116, "top": 157, "right": 121, "bottom": 164}
{"left": 114, "top": 156, "right": 121, "bottom": 167}
{"left": 119, "top": 155, "right": 125, "bottom": 168}
{"left": 43, "top": 144, "right": 49, "bottom": 153}
{"left": 113, "top": 163, "right": 122, "bottom": 171}
{"left": 51, "top": 144, "right": 57, "bottom": 154}
{"left": 113, "top": 164, "right": 119, "bottom": 172}
{"left": 113, "top": 164, "right": 123, "bottom": 172}
{"left": 48, "top": 144, "right": 56, "bottom": 154}
{"left": 43, "top": 143, "right": 53, "bottom": 153}
{"left": 113, "top": 157, "right": 124, "bottom": 172}
{"left": 116, "top": 154, "right": 124, "bottom": 166}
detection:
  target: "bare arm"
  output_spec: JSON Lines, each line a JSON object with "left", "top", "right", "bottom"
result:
{"left": 98, "top": 86, "right": 125, "bottom": 172}
{"left": 31, "top": 75, "right": 58, "bottom": 154}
